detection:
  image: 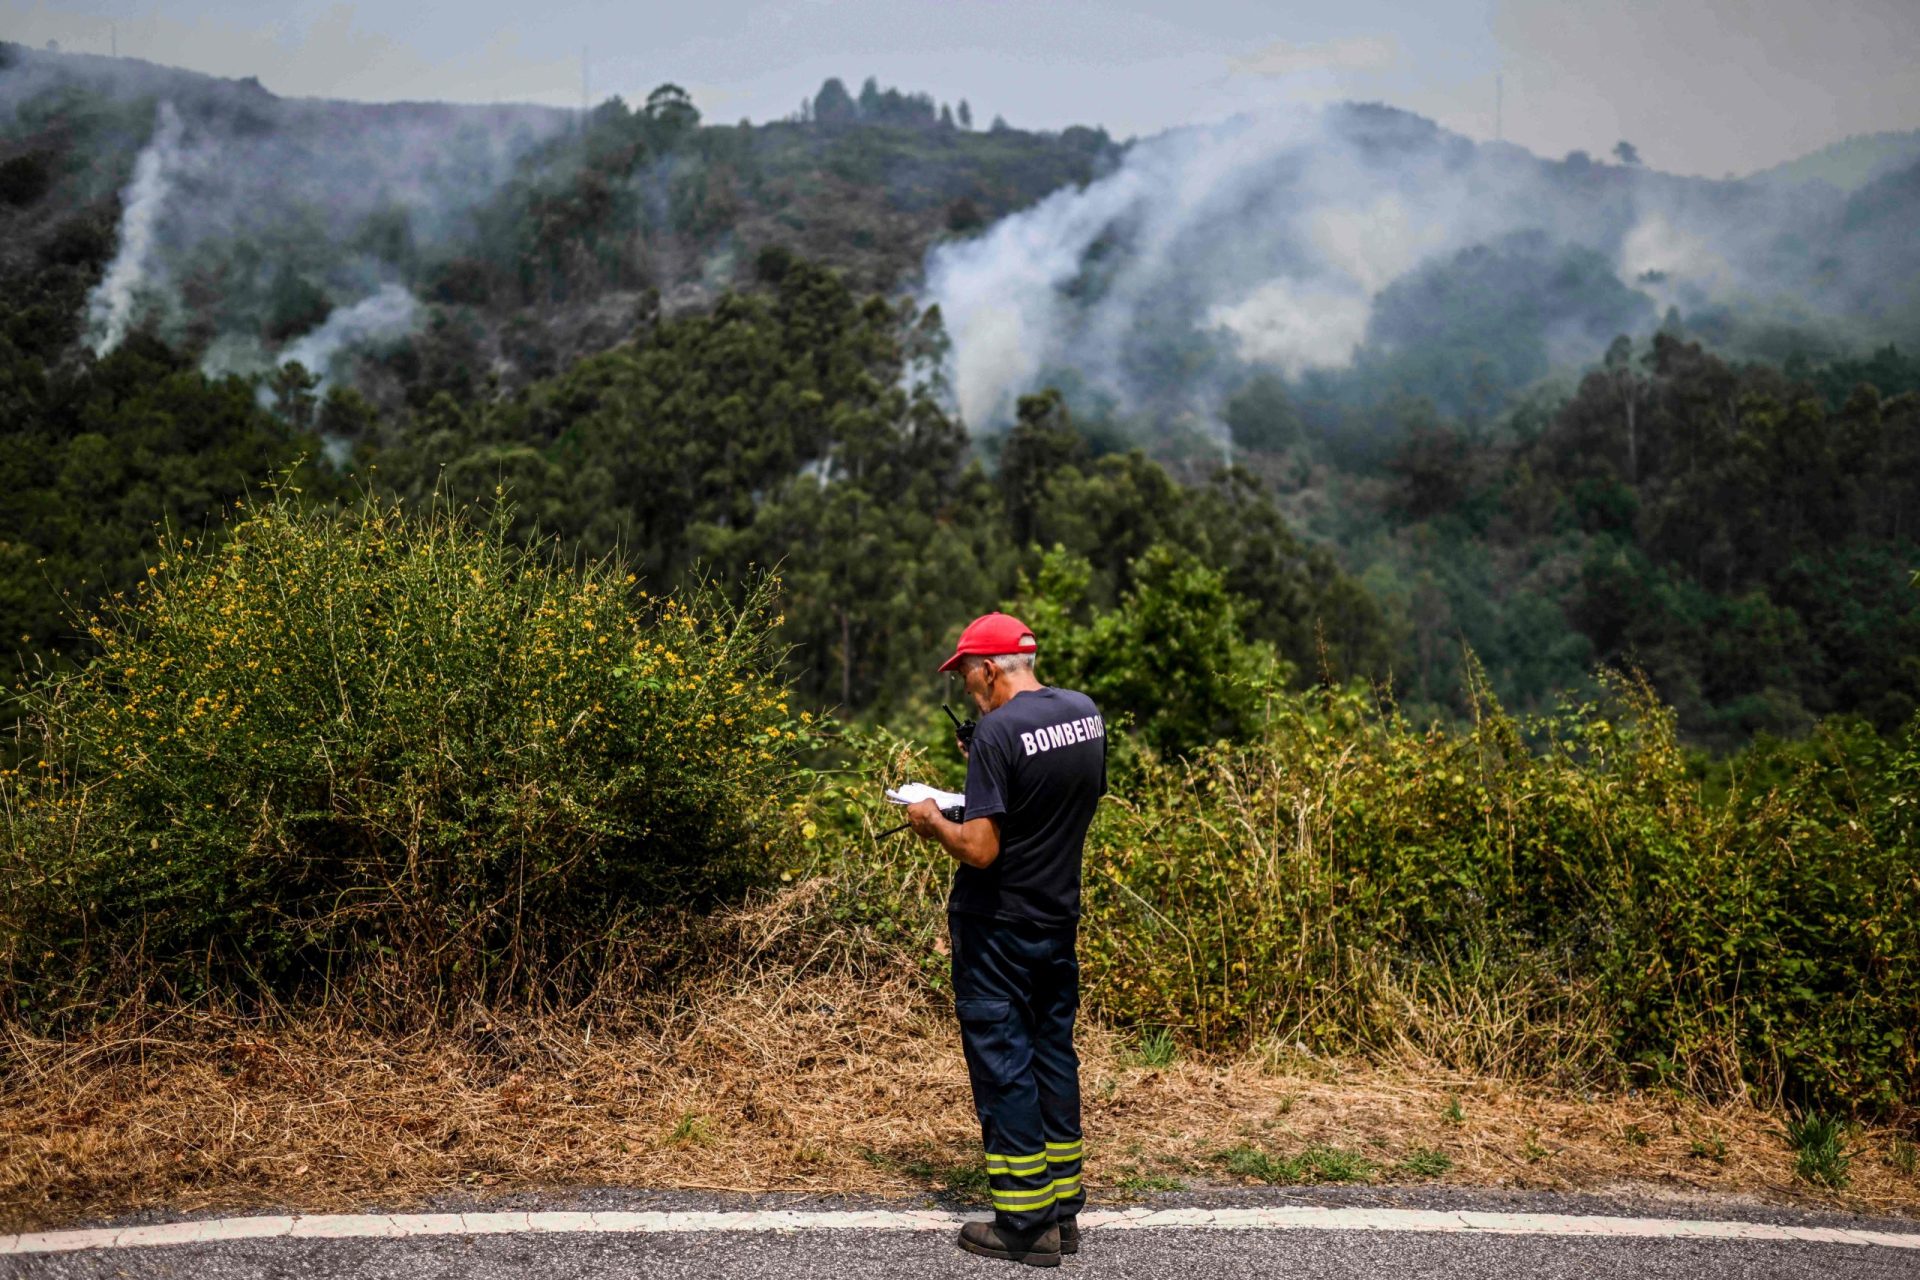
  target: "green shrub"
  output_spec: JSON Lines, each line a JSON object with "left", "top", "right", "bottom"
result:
{"left": 802, "top": 666, "right": 1920, "bottom": 1116}
{"left": 1124, "top": 1027, "right": 1178, "bottom": 1068}
{"left": 1081, "top": 671, "right": 1920, "bottom": 1114}
{"left": 0, "top": 487, "right": 810, "bottom": 1018}
{"left": 1221, "top": 1143, "right": 1376, "bottom": 1185}
{"left": 1013, "top": 543, "right": 1290, "bottom": 760}
{"left": 1398, "top": 1147, "right": 1454, "bottom": 1177}
{"left": 1785, "top": 1112, "right": 1850, "bottom": 1189}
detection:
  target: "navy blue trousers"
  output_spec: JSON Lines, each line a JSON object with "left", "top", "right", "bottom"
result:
{"left": 949, "top": 911, "right": 1085, "bottom": 1232}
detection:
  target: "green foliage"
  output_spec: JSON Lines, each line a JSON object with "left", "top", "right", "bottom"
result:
{"left": 811, "top": 78, "right": 857, "bottom": 126}
{"left": 1109, "top": 1171, "right": 1186, "bottom": 1195}
{"left": 1355, "top": 232, "right": 1657, "bottom": 420}
{"left": 1690, "top": 1132, "right": 1729, "bottom": 1163}
{"left": 1123, "top": 1027, "right": 1179, "bottom": 1068}
{"left": 2, "top": 52, "right": 1913, "bottom": 757}
{"left": 2, "top": 53, "right": 1917, "bottom": 1134}
{"left": 372, "top": 255, "right": 1018, "bottom": 715}
{"left": 1221, "top": 1144, "right": 1377, "bottom": 1185}
{"left": 1398, "top": 1147, "right": 1454, "bottom": 1177}
{"left": 808, "top": 666, "right": 1920, "bottom": 1117}
{"left": 668, "top": 1112, "right": 718, "bottom": 1147}
{"left": 1088, "top": 675, "right": 1920, "bottom": 1112}
{"left": 1014, "top": 543, "right": 1289, "bottom": 759}
{"left": 0, "top": 334, "right": 324, "bottom": 675}
{"left": 1000, "top": 390, "right": 1087, "bottom": 547}
{"left": 0, "top": 487, "right": 810, "bottom": 1016}
{"left": 357, "top": 257, "right": 1378, "bottom": 719}
{"left": 1785, "top": 1112, "right": 1851, "bottom": 1189}
{"left": 1015, "top": 434, "right": 1392, "bottom": 690}
{"left": 859, "top": 1147, "right": 992, "bottom": 1201}
{"left": 1343, "top": 333, "right": 1920, "bottom": 742}
{"left": 1224, "top": 371, "right": 1302, "bottom": 453}
{"left": 1802, "top": 344, "right": 1920, "bottom": 408}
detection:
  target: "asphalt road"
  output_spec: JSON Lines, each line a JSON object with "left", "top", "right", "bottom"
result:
{"left": 7, "top": 1188, "right": 1917, "bottom": 1280}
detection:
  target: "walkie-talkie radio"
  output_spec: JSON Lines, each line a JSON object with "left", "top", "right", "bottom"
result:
{"left": 875, "top": 706, "right": 975, "bottom": 838}
{"left": 944, "top": 702, "right": 977, "bottom": 755}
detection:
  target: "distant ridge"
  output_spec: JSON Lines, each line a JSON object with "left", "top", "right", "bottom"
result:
{"left": 0, "top": 40, "right": 575, "bottom": 126}
{"left": 1746, "top": 129, "right": 1920, "bottom": 192}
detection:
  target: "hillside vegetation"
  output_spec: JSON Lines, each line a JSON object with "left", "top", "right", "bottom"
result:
{"left": 1748, "top": 129, "right": 1920, "bottom": 192}
{"left": 5, "top": 47, "right": 1916, "bottom": 743}
{"left": 0, "top": 44, "right": 1917, "bottom": 1148}
{"left": 4, "top": 490, "right": 1916, "bottom": 1124}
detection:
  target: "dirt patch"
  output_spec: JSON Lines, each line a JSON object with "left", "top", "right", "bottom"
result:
{"left": 5, "top": 947, "right": 1918, "bottom": 1233}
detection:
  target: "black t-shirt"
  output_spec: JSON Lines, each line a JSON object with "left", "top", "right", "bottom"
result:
{"left": 950, "top": 686, "right": 1107, "bottom": 928}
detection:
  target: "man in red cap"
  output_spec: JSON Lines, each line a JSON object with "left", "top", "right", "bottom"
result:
{"left": 907, "top": 612, "right": 1107, "bottom": 1267}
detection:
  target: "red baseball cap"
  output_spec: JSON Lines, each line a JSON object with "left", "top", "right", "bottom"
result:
{"left": 939, "top": 612, "right": 1038, "bottom": 672}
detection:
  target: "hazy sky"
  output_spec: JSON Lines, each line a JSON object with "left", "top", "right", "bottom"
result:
{"left": 5, "top": 0, "right": 1917, "bottom": 177}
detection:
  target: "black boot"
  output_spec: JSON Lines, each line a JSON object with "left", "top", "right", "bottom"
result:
{"left": 1058, "top": 1217, "right": 1078, "bottom": 1254}
{"left": 957, "top": 1220, "right": 1062, "bottom": 1267}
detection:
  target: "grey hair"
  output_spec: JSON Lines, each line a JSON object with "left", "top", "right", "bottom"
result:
{"left": 962, "top": 651, "right": 1035, "bottom": 676}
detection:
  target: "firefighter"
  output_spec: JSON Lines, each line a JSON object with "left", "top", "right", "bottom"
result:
{"left": 905, "top": 611, "right": 1107, "bottom": 1268}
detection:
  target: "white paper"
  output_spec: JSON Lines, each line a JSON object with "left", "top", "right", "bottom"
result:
{"left": 884, "top": 782, "right": 967, "bottom": 809}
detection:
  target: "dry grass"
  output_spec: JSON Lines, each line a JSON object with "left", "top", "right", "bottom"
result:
{"left": 4, "top": 887, "right": 1918, "bottom": 1233}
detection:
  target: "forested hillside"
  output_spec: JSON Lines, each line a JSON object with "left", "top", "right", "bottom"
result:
{"left": 2, "top": 41, "right": 1917, "bottom": 750}
{"left": 2, "top": 44, "right": 1919, "bottom": 1196}
{"left": 1267, "top": 334, "right": 1920, "bottom": 746}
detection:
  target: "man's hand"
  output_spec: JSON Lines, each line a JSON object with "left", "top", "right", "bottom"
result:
{"left": 905, "top": 798, "right": 943, "bottom": 839}
{"left": 906, "top": 801, "right": 1000, "bottom": 869}
{"left": 955, "top": 733, "right": 971, "bottom": 760}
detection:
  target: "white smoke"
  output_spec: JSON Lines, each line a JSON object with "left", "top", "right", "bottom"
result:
{"left": 922, "top": 164, "right": 1150, "bottom": 429}
{"left": 84, "top": 101, "right": 185, "bottom": 355}
{"left": 1206, "top": 280, "right": 1371, "bottom": 378}
{"left": 920, "top": 103, "right": 1850, "bottom": 432}
{"left": 1207, "top": 194, "right": 1448, "bottom": 378}
{"left": 266, "top": 285, "right": 422, "bottom": 469}
{"left": 277, "top": 284, "right": 422, "bottom": 386}
{"left": 7, "top": 46, "right": 568, "bottom": 370}
{"left": 1619, "top": 211, "right": 1736, "bottom": 308}
{"left": 924, "top": 108, "right": 1520, "bottom": 428}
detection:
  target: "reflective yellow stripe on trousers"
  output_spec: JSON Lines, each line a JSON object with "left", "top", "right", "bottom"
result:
{"left": 990, "top": 1178, "right": 1080, "bottom": 1212}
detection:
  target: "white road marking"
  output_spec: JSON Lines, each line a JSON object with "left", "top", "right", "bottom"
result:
{"left": 2, "top": 1205, "right": 1917, "bottom": 1255}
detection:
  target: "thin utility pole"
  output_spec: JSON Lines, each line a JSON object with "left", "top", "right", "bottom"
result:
{"left": 110, "top": 23, "right": 117, "bottom": 57}
{"left": 1495, "top": 73, "right": 1504, "bottom": 142}
{"left": 581, "top": 46, "right": 590, "bottom": 114}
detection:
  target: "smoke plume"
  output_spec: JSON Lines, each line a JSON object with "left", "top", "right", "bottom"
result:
{"left": 278, "top": 284, "right": 422, "bottom": 387}
{"left": 84, "top": 101, "right": 184, "bottom": 355}
{"left": 0, "top": 46, "right": 569, "bottom": 369}
{"left": 923, "top": 104, "right": 1909, "bottom": 431}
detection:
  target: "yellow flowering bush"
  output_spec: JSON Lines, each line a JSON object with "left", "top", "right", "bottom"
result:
{"left": 1, "top": 488, "right": 809, "bottom": 1014}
